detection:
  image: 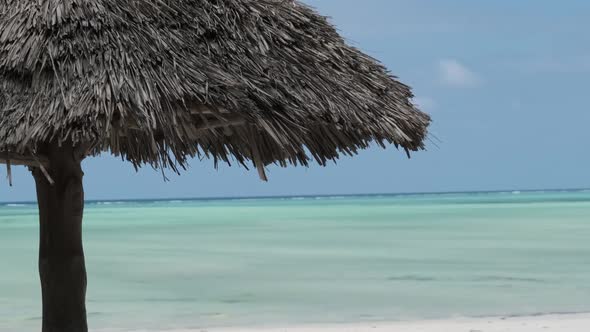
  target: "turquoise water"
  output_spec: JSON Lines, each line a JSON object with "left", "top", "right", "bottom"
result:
{"left": 1, "top": 191, "right": 590, "bottom": 331}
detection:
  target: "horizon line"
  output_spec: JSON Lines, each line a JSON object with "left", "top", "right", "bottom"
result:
{"left": 2, "top": 187, "right": 589, "bottom": 205}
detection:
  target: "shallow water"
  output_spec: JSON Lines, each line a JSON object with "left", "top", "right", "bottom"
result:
{"left": 1, "top": 191, "right": 590, "bottom": 331}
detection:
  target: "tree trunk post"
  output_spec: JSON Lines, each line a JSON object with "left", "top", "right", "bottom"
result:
{"left": 32, "top": 141, "right": 88, "bottom": 332}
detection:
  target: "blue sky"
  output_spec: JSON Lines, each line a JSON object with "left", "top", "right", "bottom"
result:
{"left": 2, "top": 0, "right": 590, "bottom": 201}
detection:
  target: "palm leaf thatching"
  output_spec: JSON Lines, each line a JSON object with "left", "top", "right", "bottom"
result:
{"left": 0, "top": 0, "right": 430, "bottom": 179}
{"left": 0, "top": 1, "right": 430, "bottom": 331}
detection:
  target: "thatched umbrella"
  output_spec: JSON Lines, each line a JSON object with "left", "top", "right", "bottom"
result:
{"left": 0, "top": 0, "right": 430, "bottom": 331}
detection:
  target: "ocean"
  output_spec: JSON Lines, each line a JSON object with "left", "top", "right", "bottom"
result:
{"left": 1, "top": 191, "right": 590, "bottom": 331}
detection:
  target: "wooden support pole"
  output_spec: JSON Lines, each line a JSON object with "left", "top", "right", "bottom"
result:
{"left": 32, "top": 141, "right": 88, "bottom": 332}
{"left": 6, "top": 158, "right": 12, "bottom": 186}
{"left": 0, "top": 152, "right": 50, "bottom": 168}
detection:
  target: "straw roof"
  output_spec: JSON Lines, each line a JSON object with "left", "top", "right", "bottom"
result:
{"left": 0, "top": 0, "right": 430, "bottom": 179}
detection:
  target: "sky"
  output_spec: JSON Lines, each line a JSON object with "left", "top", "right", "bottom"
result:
{"left": 2, "top": 0, "right": 590, "bottom": 201}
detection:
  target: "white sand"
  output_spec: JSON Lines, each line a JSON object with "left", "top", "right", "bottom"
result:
{"left": 174, "top": 313, "right": 590, "bottom": 332}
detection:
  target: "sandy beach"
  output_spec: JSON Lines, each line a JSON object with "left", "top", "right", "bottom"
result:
{"left": 193, "top": 313, "right": 590, "bottom": 332}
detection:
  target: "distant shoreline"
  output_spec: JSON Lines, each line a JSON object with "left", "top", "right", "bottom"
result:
{"left": 2, "top": 188, "right": 590, "bottom": 205}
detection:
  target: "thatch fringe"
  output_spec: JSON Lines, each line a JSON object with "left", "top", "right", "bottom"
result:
{"left": 0, "top": 0, "right": 430, "bottom": 177}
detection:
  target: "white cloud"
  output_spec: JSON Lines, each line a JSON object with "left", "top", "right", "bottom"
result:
{"left": 412, "top": 96, "right": 436, "bottom": 112}
{"left": 438, "top": 59, "right": 481, "bottom": 87}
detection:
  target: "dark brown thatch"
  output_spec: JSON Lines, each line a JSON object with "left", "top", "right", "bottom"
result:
{"left": 0, "top": 0, "right": 430, "bottom": 179}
